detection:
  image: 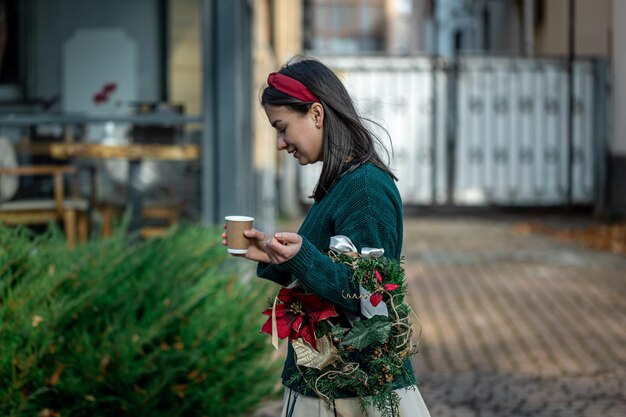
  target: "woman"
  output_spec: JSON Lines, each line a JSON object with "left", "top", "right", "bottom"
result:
{"left": 223, "top": 57, "right": 430, "bottom": 417}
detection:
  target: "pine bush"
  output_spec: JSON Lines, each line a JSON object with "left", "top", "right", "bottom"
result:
{"left": 0, "top": 225, "right": 281, "bottom": 417}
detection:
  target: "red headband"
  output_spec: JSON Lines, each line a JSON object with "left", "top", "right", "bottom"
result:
{"left": 267, "top": 72, "right": 319, "bottom": 103}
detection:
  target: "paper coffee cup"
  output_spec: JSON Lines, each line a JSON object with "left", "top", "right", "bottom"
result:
{"left": 225, "top": 216, "right": 254, "bottom": 254}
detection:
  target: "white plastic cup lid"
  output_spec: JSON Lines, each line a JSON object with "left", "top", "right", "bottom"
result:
{"left": 225, "top": 216, "right": 254, "bottom": 222}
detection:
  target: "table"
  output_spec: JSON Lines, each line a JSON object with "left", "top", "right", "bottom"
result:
{"left": 50, "top": 143, "right": 200, "bottom": 234}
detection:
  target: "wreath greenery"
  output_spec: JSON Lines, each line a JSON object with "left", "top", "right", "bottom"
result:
{"left": 261, "top": 246, "right": 421, "bottom": 417}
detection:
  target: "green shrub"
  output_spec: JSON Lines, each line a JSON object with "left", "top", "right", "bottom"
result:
{"left": 0, "top": 225, "right": 281, "bottom": 417}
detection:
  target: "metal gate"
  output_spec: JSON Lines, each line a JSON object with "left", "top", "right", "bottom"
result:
{"left": 298, "top": 56, "right": 609, "bottom": 208}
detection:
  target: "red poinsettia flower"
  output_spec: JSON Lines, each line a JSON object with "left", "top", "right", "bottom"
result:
{"left": 375, "top": 269, "right": 383, "bottom": 283}
{"left": 370, "top": 292, "right": 384, "bottom": 307}
{"left": 369, "top": 279, "right": 399, "bottom": 307}
{"left": 261, "top": 287, "right": 338, "bottom": 350}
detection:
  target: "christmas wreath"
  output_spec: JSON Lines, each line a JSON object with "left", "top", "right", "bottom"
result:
{"left": 261, "top": 236, "right": 420, "bottom": 417}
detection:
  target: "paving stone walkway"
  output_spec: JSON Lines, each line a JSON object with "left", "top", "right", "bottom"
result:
{"left": 253, "top": 216, "right": 626, "bottom": 417}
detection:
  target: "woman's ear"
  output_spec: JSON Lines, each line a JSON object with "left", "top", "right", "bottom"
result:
{"left": 310, "top": 103, "right": 324, "bottom": 128}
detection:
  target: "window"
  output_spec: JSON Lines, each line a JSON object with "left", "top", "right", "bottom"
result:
{"left": 303, "top": 0, "right": 386, "bottom": 54}
{"left": 0, "top": 0, "right": 22, "bottom": 100}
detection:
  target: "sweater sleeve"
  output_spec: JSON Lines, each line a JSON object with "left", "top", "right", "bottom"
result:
{"left": 256, "top": 262, "right": 291, "bottom": 286}
{"left": 281, "top": 236, "right": 359, "bottom": 312}
{"left": 279, "top": 175, "right": 401, "bottom": 314}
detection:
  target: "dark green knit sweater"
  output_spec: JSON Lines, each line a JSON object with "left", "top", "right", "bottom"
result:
{"left": 257, "top": 163, "right": 416, "bottom": 398}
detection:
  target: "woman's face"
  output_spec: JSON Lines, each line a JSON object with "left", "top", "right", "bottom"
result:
{"left": 264, "top": 104, "right": 324, "bottom": 165}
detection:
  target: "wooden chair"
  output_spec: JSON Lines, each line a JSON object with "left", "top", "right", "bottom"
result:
{"left": 49, "top": 142, "right": 198, "bottom": 239}
{"left": 99, "top": 200, "right": 182, "bottom": 238}
{"left": 0, "top": 139, "right": 89, "bottom": 249}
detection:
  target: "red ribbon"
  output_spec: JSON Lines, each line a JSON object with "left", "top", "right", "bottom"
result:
{"left": 267, "top": 72, "right": 319, "bottom": 103}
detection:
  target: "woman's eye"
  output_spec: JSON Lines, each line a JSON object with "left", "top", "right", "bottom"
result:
{"left": 279, "top": 128, "right": 286, "bottom": 134}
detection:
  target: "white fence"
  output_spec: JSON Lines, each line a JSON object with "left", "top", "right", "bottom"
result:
{"left": 298, "top": 56, "right": 607, "bottom": 207}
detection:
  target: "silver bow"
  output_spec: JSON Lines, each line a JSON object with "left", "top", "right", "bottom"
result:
{"left": 329, "top": 235, "right": 384, "bottom": 259}
{"left": 329, "top": 235, "right": 388, "bottom": 318}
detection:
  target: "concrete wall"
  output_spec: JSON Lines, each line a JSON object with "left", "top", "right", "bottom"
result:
{"left": 576, "top": 0, "right": 612, "bottom": 56}
{"left": 253, "top": 0, "right": 279, "bottom": 230}
{"left": 609, "top": 0, "right": 626, "bottom": 214}
{"left": 488, "top": 2, "right": 523, "bottom": 54}
{"left": 169, "top": 0, "right": 201, "bottom": 116}
{"left": 257, "top": 0, "right": 303, "bottom": 219}
{"left": 27, "top": 0, "right": 161, "bottom": 104}
{"left": 272, "top": 0, "right": 303, "bottom": 64}
{"left": 385, "top": 0, "right": 421, "bottom": 54}
{"left": 612, "top": 0, "right": 626, "bottom": 155}
{"left": 431, "top": 0, "right": 523, "bottom": 56}
{"left": 535, "top": 0, "right": 611, "bottom": 57}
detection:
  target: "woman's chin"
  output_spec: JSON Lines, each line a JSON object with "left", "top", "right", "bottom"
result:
{"left": 295, "top": 155, "right": 320, "bottom": 166}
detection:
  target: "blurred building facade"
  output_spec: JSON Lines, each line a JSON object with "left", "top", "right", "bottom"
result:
{"left": 303, "top": 0, "right": 424, "bottom": 55}
{"left": 166, "top": 0, "right": 306, "bottom": 225}
{"left": 610, "top": 0, "right": 626, "bottom": 216}
{"left": 301, "top": 0, "right": 613, "bottom": 58}
{"left": 299, "top": 0, "right": 624, "bottom": 216}
{"left": 252, "top": 0, "right": 304, "bottom": 224}
{"left": 421, "top": 0, "right": 611, "bottom": 57}
{"left": 1, "top": 0, "right": 624, "bottom": 225}
{"left": 0, "top": 0, "right": 264, "bottom": 229}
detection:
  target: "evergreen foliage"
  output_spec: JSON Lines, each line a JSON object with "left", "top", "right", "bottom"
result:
{"left": 277, "top": 253, "right": 419, "bottom": 417}
{"left": 0, "top": 225, "right": 281, "bottom": 417}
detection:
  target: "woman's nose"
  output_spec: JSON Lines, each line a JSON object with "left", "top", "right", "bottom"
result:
{"left": 277, "top": 136, "right": 288, "bottom": 151}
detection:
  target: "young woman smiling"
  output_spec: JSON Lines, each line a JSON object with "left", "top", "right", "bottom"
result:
{"left": 223, "top": 57, "right": 431, "bottom": 417}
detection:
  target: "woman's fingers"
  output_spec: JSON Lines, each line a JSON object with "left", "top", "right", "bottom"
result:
{"left": 243, "top": 228, "right": 268, "bottom": 244}
{"left": 274, "top": 232, "right": 300, "bottom": 245}
{"left": 223, "top": 227, "right": 301, "bottom": 265}
{"left": 231, "top": 228, "right": 269, "bottom": 263}
{"left": 221, "top": 224, "right": 228, "bottom": 247}
{"left": 265, "top": 232, "right": 302, "bottom": 264}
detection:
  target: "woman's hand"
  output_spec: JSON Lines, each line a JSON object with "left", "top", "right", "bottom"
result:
{"left": 251, "top": 231, "right": 302, "bottom": 264}
{"left": 222, "top": 225, "right": 270, "bottom": 264}
{"left": 222, "top": 226, "right": 302, "bottom": 264}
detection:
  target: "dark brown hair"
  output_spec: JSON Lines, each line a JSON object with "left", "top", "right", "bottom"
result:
{"left": 261, "top": 57, "right": 396, "bottom": 201}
